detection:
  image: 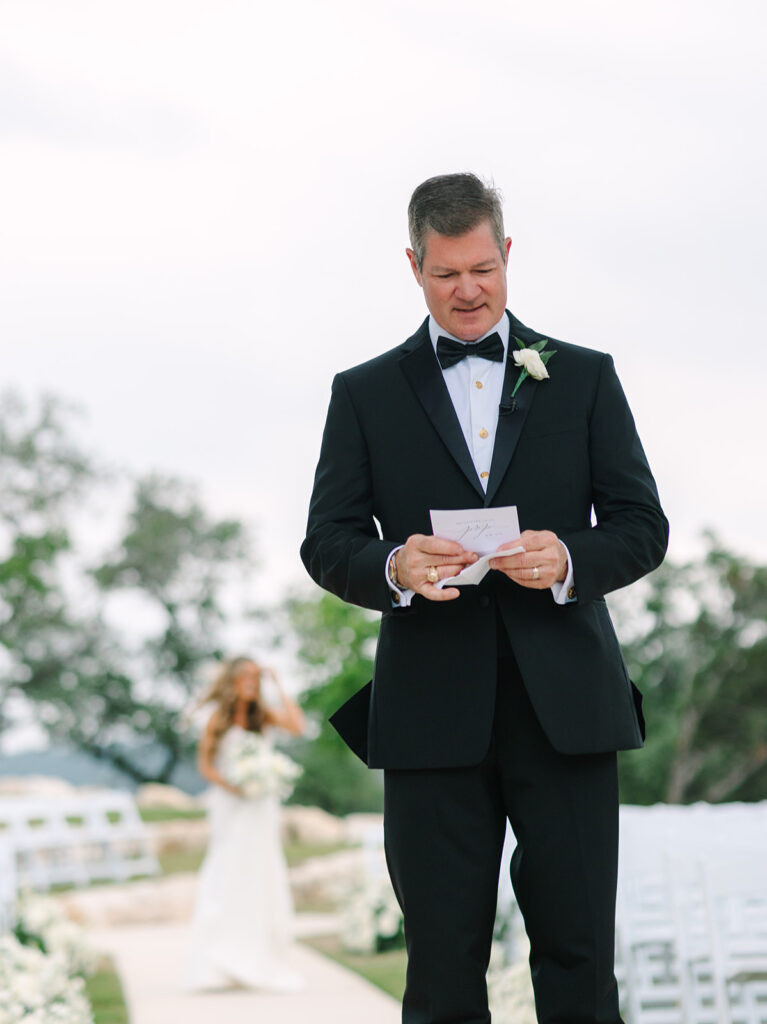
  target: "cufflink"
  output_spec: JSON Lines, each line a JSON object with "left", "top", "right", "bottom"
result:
{"left": 392, "top": 591, "right": 401, "bottom": 604}
{"left": 567, "top": 586, "right": 577, "bottom": 601}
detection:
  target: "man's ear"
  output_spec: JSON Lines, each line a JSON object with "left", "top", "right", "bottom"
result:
{"left": 405, "top": 248, "right": 423, "bottom": 286}
{"left": 504, "top": 237, "right": 512, "bottom": 263}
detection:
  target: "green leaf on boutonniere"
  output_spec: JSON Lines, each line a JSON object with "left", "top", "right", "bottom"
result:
{"left": 510, "top": 370, "right": 529, "bottom": 397}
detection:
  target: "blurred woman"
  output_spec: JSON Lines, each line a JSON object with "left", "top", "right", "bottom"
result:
{"left": 183, "top": 656, "right": 305, "bottom": 992}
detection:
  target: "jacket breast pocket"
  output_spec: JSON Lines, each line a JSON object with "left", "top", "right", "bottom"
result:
{"left": 514, "top": 425, "right": 589, "bottom": 506}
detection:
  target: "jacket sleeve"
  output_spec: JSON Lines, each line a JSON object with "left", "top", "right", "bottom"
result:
{"left": 300, "top": 372, "right": 396, "bottom": 612}
{"left": 560, "top": 353, "right": 669, "bottom": 604}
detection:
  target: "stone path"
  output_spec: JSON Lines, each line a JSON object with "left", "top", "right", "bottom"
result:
{"left": 92, "top": 914, "right": 401, "bottom": 1024}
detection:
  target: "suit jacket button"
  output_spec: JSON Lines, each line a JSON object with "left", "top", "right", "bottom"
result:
{"left": 479, "top": 595, "right": 491, "bottom": 608}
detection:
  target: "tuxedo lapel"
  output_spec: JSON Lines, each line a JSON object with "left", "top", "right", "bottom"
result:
{"left": 399, "top": 325, "right": 485, "bottom": 501}
{"left": 483, "top": 345, "right": 536, "bottom": 506}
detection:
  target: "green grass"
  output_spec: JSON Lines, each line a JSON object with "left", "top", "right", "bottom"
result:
{"left": 304, "top": 933, "right": 407, "bottom": 1002}
{"left": 157, "top": 846, "right": 206, "bottom": 875}
{"left": 85, "top": 956, "right": 129, "bottom": 1024}
{"left": 44, "top": 833, "right": 353, "bottom": 886}
{"left": 283, "top": 840, "right": 351, "bottom": 867}
{"left": 157, "top": 838, "right": 352, "bottom": 878}
{"left": 138, "top": 807, "right": 206, "bottom": 822}
{"left": 1, "top": 807, "right": 206, "bottom": 830}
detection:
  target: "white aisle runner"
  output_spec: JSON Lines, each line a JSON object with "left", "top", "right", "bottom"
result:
{"left": 93, "top": 920, "right": 400, "bottom": 1024}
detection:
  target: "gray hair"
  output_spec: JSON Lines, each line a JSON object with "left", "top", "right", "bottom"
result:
{"left": 408, "top": 173, "right": 506, "bottom": 271}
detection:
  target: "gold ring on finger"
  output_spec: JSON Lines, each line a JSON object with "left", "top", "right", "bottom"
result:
{"left": 426, "top": 565, "right": 439, "bottom": 584}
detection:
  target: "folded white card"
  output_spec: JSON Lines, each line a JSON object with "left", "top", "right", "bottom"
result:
{"left": 429, "top": 506, "right": 523, "bottom": 588}
{"left": 439, "top": 546, "right": 525, "bottom": 588}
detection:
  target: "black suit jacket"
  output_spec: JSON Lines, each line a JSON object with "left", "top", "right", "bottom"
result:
{"left": 301, "top": 311, "right": 668, "bottom": 769}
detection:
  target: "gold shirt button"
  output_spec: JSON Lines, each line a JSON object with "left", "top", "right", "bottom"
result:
{"left": 479, "top": 428, "right": 488, "bottom": 439}
{"left": 474, "top": 380, "right": 484, "bottom": 389}
{"left": 480, "top": 471, "right": 489, "bottom": 479}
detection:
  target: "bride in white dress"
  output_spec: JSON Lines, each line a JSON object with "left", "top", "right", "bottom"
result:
{"left": 184, "top": 656, "right": 305, "bottom": 992}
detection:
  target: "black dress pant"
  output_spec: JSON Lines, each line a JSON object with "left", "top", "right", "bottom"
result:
{"left": 383, "top": 640, "right": 624, "bottom": 1024}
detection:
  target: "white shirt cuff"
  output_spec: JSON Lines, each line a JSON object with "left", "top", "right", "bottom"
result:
{"left": 385, "top": 546, "right": 415, "bottom": 608}
{"left": 550, "top": 542, "right": 576, "bottom": 605}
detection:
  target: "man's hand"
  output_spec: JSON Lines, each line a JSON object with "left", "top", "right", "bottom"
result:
{"left": 489, "top": 530, "right": 567, "bottom": 589}
{"left": 396, "top": 534, "right": 478, "bottom": 602}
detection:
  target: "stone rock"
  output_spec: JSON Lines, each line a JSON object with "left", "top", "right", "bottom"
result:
{"left": 57, "top": 874, "right": 198, "bottom": 926}
{"left": 56, "top": 847, "right": 372, "bottom": 925}
{"left": 144, "top": 818, "right": 210, "bottom": 855}
{"left": 289, "top": 847, "right": 372, "bottom": 909}
{"left": 0, "top": 775, "right": 77, "bottom": 798}
{"left": 280, "top": 805, "right": 346, "bottom": 846}
{"left": 135, "top": 783, "right": 200, "bottom": 811}
{"left": 343, "top": 812, "right": 384, "bottom": 845}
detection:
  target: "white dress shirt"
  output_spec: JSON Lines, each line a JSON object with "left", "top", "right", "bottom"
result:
{"left": 387, "top": 314, "right": 575, "bottom": 607}
{"left": 429, "top": 314, "right": 511, "bottom": 489}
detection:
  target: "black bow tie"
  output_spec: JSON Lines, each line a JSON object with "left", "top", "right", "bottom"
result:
{"left": 436, "top": 332, "right": 505, "bottom": 369}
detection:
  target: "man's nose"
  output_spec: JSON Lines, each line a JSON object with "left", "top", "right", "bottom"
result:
{"left": 454, "top": 274, "right": 481, "bottom": 302}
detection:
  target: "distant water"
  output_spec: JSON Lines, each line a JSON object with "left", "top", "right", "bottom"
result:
{"left": 0, "top": 744, "right": 205, "bottom": 794}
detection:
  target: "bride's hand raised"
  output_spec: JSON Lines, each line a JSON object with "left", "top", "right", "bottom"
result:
{"left": 261, "top": 666, "right": 285, "bottom": 694}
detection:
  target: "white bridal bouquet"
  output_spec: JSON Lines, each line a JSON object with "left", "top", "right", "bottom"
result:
{"left": 222, "top": 731, "right": 302, "bottom": 800}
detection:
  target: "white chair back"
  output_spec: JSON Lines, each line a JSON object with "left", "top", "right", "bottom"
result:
{"left": 0, "top": 791, "right": 160, "bottom": 892}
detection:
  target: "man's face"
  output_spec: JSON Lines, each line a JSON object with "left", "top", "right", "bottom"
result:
{"left": 406, "top": 220, "right": 511, "bottom": 342}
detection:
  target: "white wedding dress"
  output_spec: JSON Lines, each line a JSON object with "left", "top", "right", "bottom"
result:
{"left": 183, "top": 726, "right": 303, "bottom": 991}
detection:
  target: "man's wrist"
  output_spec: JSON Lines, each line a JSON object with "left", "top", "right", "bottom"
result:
{"left": 556, "top": 541, "right": 568, "bottom": 583}
{"left": 388, "top": 548, "right": 404, "bottom": 590}
{"left": 551, "top": 541, "right": 576, "bottom": 605}
{"left": 385, "top": 546, "right": 415, "bottom": 608}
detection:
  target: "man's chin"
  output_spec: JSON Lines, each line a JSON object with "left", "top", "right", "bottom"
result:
{"left": 450, "top": 310, "right": 491, "bottom": 341}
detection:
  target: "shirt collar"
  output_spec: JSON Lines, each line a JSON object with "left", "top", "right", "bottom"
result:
{"left": 428, "top": 313, "right": 509, "bottom": 358}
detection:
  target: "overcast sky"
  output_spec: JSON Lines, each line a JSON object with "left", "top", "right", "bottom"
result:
{"left": 2, "top": 0, "right": 766, "bottom": 611}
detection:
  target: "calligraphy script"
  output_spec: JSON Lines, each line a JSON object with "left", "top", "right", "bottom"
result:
{"left": 429, "top": 506, "right": 521, "bottom": 557}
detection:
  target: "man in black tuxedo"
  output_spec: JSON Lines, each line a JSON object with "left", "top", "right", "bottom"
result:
{"left": 301, "top": 173, "right": 668, "bottom": 1024}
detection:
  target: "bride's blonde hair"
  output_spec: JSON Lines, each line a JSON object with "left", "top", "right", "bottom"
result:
{"left": 198, "top": 656, "right": 267, "bottom": 753}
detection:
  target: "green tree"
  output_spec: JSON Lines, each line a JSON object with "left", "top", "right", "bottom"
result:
{"left": 80, "top": 473, "right": 252, "bottom": 783}
{"left": 1, "top": 392, "right": 255, "bottom": 784}
{"left": 277, "top": 590, "right": 383, "bottom": 814}
{"left": 0, "top": 392, "right": 93, "bottom": 736}
{"left": 614, "top": 535, "right": 767, "bottom": 804}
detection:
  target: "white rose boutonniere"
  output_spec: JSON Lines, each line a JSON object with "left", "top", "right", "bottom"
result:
{"left": 510, "top": 336, "right": 556, "bottom": 398}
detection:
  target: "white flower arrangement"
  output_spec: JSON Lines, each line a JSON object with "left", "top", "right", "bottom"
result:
{"left": 15, "top": 892, "right": 97, "bottom": 977}
{"left": 340, "top": 876, "right": 404, "bottom": 955}
{"left": 0, "top": 933, "right": 94, "bottom": 1024}
{"left": 486, "top": 957, "right": 537, "bottom": 1024}
{"left": 221, "top": 730, "right": 302, "bottom": 800}
{"left": 486, "top": 906, "right": 536, "bottom": 1024}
